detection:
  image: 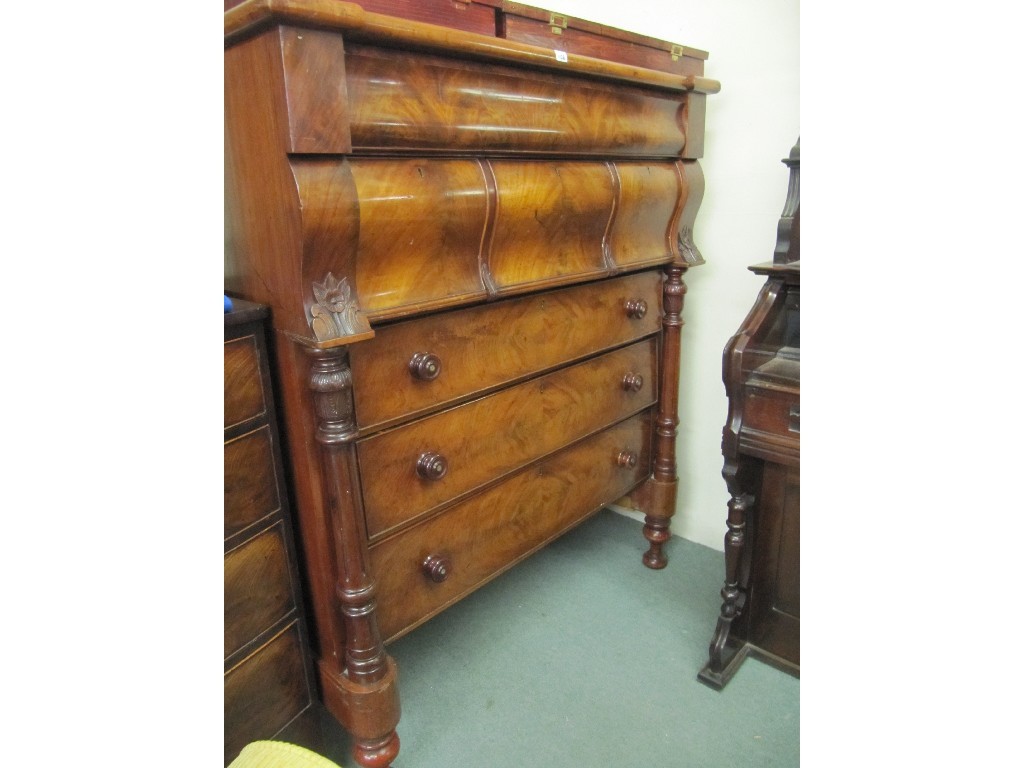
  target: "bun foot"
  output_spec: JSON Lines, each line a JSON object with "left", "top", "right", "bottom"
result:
{"left": 354, "top": 732, "right": 400, "bottom": 768}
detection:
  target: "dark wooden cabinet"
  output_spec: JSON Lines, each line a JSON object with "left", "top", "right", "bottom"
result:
{"left": 699, "top": 140, "right": 800, "bottom": 689}
{"left": 224, "top": 300, "right": 317, "bottom": 764}
{"left": 224, "top": 2, "right": 718, "bottom": 765}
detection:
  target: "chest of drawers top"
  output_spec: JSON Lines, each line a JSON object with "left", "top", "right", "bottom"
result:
{"left": 225, "top": 0, "right": 718, "bottom": 348}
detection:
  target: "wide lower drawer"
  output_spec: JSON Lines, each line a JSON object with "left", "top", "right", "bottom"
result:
{"left": 368, "top": 411, "right": 652, "bottom": 642}
{"left": 350, "top": 271, "right": 662, "bottom": 430}
{"left": 358, "top": 337, "right": 657, "bottom": 539}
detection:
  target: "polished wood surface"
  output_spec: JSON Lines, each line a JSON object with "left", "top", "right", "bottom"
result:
{"left": 349, "top": 271, "right": 662, "bottom": 431}
{"left": 369, "top": 412, "right": 653, "bottom": 641}
{"left": 225, "top": 3, "right": 715, "bottom": 763}
{"left": 358, "top": 339, "right": 658, "bottom": 538}
{"left": 224, "top": 304, "right": 316, "bottom": 764}
{"left": 699, "top": 140, "right": 799, "bottom": 690}
{"left": 224, "top": 426, "right": 281, "bottom": 537}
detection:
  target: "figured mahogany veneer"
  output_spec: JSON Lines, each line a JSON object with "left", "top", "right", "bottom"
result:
{"left": 358, "top": 338, "right": 657, "bottom": 539}
{"left": 224, "top": 303, "right": 316, "bottom": 764}
{"left": 370, "top": 412, "right": 653, "bottom": 642}
{"left": 225, "top": 3, "right": 716, "bottom": 765}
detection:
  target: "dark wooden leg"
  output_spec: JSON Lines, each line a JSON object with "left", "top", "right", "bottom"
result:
{"left": 642, "top": 264, "right": 687, "bottom": 569}
{"left": 698, "top": 457, "right": 757, "bottom": 688}
{"left": 307, "top": 348, "right": 401, "bottom": 768}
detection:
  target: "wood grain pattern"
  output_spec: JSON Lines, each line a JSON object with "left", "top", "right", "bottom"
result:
{"left": 356, "top": 0, "right": 498, "bottom": 35}
{"left": 279, "top": 27, "right": 353, "bottom": 153}
{"left": 225, "top": 523, "right": 295, "bottom": 658}
{"left": 357, "top": 338, "right": 657, "bottom": 538}
{"left": 344, "top": 45, "right": 688, "bottom": 156}
{"left": 225, "top": 623, "right": 311, "bottom": 764}
{"left": 225, "top": 335, "right": 266, "bottom": 429}
{"left": 500, "top": 13, "right": 705, "bottom": 77}
{"left": 369, "top": 412, "right": 653, "bottom": 642}
{"left": 607, "top": 163, "right": 684, "bottom": 268}
{"left": 350, "top": 270, "right": 663, "bottom": 430}
{"left": 349, "top": 158, "right": 490, "bottom": 313}
{"left": 224, "top": 426, "right": 282, "bottom": 538}
{"left": 487, "top": 160, "right": 613, "bottom": 288}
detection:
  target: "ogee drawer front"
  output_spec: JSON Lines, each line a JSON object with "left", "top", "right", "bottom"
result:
{"left": 350, "top": 271, "right": 662, "bottom": 430}
{"left": 357, "top": 338, "right": 657, "bottom": 538}
{"left": 224, "top": 523, "right": 295, "bottom": 659}
{"left": 369, "top": 412, "right": 652, "bottom": 643}
{"left": 224, "top": 426, "right": 281, "bottom": 539}
{"left": 224, "top": 334, "right": 266, "bottom": 430}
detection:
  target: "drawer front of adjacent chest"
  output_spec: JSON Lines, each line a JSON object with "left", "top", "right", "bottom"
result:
{"left": 350, "top": 271, "right": 662, "bottom": 431}
{"left": 368, "top": 412, "right": 652, "bottom": 642}
{"left": 357, "top": 337, "right": 657, "bottom": 539}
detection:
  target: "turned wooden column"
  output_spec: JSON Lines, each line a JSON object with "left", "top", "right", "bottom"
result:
{"left": 306, "top": 347, "right": 401, "bottom": 768}
{"left": 642, "top": 263, "right": 687, "bottom": 569}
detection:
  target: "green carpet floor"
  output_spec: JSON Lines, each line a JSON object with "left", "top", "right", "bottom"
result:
{"left": 307, "top": 508, "right": 799, "bottom": 766}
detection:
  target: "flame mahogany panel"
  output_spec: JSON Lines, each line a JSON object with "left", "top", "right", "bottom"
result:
{"left": 224, "top": 523, "right": 294, "bottom": 658}
{"left": 343, "top": 44, "right": 687, "bottom": 155}
{"left": 292, "top": 156, "right": 687, "bottom": 323}
{"left": 608, "top": 162, "right": 685, "bottom": 268}
{"left": 357, "top": 338, "right": 658, "bottom": 539}
{"left": 350, "top": 270, "right": 663, "bottom": 430}
{"left": 368, "top": 412, "right": 653, "bottom": 642}
{"left": 487, "top": 160, "right": 614, "bottom": 289}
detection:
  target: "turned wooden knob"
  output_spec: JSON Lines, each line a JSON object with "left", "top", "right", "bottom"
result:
{"left": 409, "top": 352, "right": 442, "bottom": 381}
{"left": 622, "top": 372, "right": 644, "bottom": 392}
{"left": 416, "top": 452, "right": 448, "bottom": 480}
{"left": 422, "top": 554, "right": 452, "bottom": 583}
{"left": 617, "top": 450, "right": 638, "bottom": 468}
{"left": 624, "top": 298, "right": 648, "bottom": 319}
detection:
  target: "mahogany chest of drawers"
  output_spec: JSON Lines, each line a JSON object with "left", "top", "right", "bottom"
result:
{"left": 224, "top": 2, "right": 718, "bottom": 765}
{"left": 224, "top": 300, "right": 317, "bottom": 763}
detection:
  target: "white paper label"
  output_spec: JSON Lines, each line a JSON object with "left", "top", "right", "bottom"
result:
{"left": 554, "top": 49, "right": 568, "bottom": 63}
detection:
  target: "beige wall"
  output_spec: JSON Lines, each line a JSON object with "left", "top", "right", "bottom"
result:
{"left": 547, "top": 0, "right": 801, "bottom": 550}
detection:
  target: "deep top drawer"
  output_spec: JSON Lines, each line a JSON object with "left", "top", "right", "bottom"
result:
{"left": 350, "top": 271, "right": 662, "bottom": 431}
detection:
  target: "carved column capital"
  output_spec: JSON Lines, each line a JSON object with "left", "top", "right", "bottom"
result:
{"left": 306, "top": 348, "right": 357, "bottom": 445}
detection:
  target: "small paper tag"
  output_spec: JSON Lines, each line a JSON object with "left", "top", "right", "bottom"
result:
{"left": 554, "top": 49, "right": 568, "bottom": 63}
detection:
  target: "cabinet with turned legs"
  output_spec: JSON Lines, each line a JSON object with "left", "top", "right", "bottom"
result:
{"left": 224, "top": 2, "right": 718, "bottom": 764}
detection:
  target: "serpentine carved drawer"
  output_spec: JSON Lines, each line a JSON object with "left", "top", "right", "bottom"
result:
{"left": 224, "top": 3, "right": 717, "bottom": 766}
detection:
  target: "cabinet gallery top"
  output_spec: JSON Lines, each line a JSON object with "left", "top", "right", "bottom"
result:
{"left": 224, "top": 0, "right": 720, "bottom": 96}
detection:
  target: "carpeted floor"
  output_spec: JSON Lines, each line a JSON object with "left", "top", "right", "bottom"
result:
{"left": 300, "top": 508, "right": 799, "bottom": 767}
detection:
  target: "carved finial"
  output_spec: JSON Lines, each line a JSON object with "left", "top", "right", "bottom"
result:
{"left": 774, "top": 137, "right": 800, "bottom": 264}
{"left": 310, "top": 272, "right": 372, "bottom": 341}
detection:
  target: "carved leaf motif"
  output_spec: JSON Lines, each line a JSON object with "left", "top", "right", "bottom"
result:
{"left": 310, "top": 273, "right": 370, "bottom": 340}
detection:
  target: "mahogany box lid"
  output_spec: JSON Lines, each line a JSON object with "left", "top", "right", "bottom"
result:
{"left": 498, "top": 1, "right": 707, "bottom": 75}
{"left": 224, "top": 1, "right": 706, "bottom": 76}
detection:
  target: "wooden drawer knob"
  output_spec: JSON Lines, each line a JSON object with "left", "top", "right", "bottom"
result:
{"left": 416, "top": 452, "right": 448, "bottom": 480}
{"left": 624, "top": 298, "right": 648, "bottom": 319}
{"left": 409, "top": 352, "right": 442, "bottom": 381}
{"left": 617, "top": 450, "right": 638, "bottom": 468}
{"left": 621, "top": 372, "right": 644, "bottom": 392}
{"left": 422, "top": 554, "right": 452, "bottom": 583}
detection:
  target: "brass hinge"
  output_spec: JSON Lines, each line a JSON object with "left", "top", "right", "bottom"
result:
{"left": 670, "top": 44, "right": 684, "bottom": 61}
{"left": 550, "top": 13, "right": 568, "bottom": 34}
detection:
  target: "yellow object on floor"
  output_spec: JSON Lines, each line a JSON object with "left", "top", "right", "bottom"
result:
{"left": 228, "top": 741, "right": 343, "bottom": 768}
